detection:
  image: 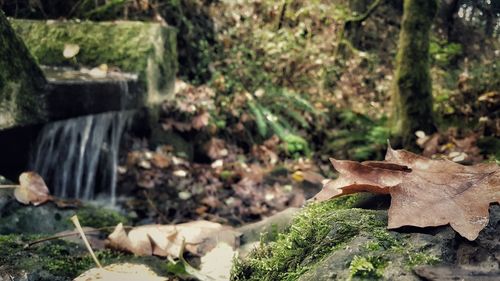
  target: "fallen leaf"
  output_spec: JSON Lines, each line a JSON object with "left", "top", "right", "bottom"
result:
{"left": 313, "top": 147, "right": 500, "bottom": 240}
{"left": 173, "top": 170, "right": 188, "bottom": 177}
{"left": 63, "top": 43, "right": 79, "bottom": 58}
{"left": 88, "top": 65, "right": 107, "bottom": 78}
{"left": 205, "top": 138, "right": 229, "bottom": 160}
{"left": 151, "top": 154, "right": 170, "bottom": 168}
{"left": 190, "top": 242, "right": 237, "bottom": 281}
{"left": 74, "top": 263, "right": 166, "bottom": 281}
{"left": 106, "top": 220, "right": 241, "bottom": 258}
{"left": 192, "top": 111, "right": 210, "bottom": 130}
{"left": 15, "top": 172, "right": 52, "bottom": 206}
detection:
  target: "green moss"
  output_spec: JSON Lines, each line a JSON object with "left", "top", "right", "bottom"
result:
{"left": 232, "top": 196, "right": 441, "bottom": 281}
{"left": 349, "top": 255, "right": 386, "bottom": 280}
{"left": 0, "top": 232, "right": 172, "bottom": 279}
{"left": 75, "top": 205, "right": 129, "bottom": 228}
{"left": 0, "top": 234, "right": 122, "bottom": 278}
{"left": 10, "top": 19, "right": 177, "bottom": 104}
{"left": 231, "top": 200, "right": 387, "bottom": 281}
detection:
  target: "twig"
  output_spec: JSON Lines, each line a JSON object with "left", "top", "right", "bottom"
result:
{"left": 0, "top": 185, "right": 19, "bottom": 189}
{"left": 26, "top": 225, "right": 134, "bottom": 248}
{"left": 276, "top": 0, "right": 288, "bottom": 31}
{"left": 71, "top": 215, "right": 102, "bottom": 268}
{"left": 333, "top": 0, "right": 382, "bottom": 61}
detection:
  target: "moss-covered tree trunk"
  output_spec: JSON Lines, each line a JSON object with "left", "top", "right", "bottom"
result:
{"left": 0, "top": 10, "right": 47, "bottom": 130}
{"left": 392, "top": 0, "right": 437, "bottom": 147}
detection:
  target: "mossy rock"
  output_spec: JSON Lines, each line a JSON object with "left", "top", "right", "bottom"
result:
{"left": 10, "top": 19, "right": 177, "bottom": 105}
{"left": 0, "top": 11, "right": 47, "bottom": 130}
{"left": 231, "top": 198, "right": 454, "bottom": 281}
{"left": 0, "top": 201, "right": 129, "bottom": 235}
{"left": 0, "top": 234, "right": 169, "bottom": 281}
{"left": 0, "top": 201, "right": 169, "bottom": 280}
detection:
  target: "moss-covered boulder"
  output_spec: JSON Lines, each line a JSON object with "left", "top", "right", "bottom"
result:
{"left": 0, "top": 11, "right": 47, "bottom": 130}
{"left": 0, "top": 201, "right": 129, "bottom": 235}
{"left": 0, "top": 234, "right": 170, "bottom": 281}
{"left": 10, "top": 19, "right": 177, "bottom": 105}
{"left": 232, "top": 199, "right": 500, "bottom": 281}
{"left": 0, "top": 200, "right": 172, "bottom": 280}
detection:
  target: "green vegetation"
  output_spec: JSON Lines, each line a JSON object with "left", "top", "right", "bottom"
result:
{"left": 232, "top": 197, "right": 441, "bottom": 281}
{"left": 349, "top": 256, "right": 385, "bottom": 280}
{"left": 0, "top": 233, "right": 171, "bottom": 279}
{"left": 0, "top": 234, "right": 117, "bottom": 278}
{"left": 75, "top": 205, "right": 129, "bottom": 229}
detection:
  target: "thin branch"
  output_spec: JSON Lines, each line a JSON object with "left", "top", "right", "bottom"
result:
{"left": 26, "top": 225, "right": 134, "bottom": 248}
{"left": 276, "top": 0, "right": 288, "bottom": 31}
{"left": 333, "top": 0, "right": 383, "bottom": 61}
{"left": 0, "top": 185, "right": 19, "bottom": 189}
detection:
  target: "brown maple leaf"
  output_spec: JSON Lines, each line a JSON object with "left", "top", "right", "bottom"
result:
{"left": 313, "top": 147, "right": 500, "bottom": 241}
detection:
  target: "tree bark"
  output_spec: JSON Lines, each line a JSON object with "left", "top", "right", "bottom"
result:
{"left": 391, "top": 0, "right": 438, "bottom": 147}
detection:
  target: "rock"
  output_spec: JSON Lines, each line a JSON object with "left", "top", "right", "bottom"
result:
{"left": 10, "top": 19, "right": 177, "bottom": 106}
{"left": 0, "top": 201, "right": 129, "bottom": 235}
{"left": 0, "top": 11, "right": 47, "bottom": 131}
{"left": 231, "top": 198, "right": 500, "bottom": 281}
{"left": 0, "top": 201, "right": 169, "bottom": 280}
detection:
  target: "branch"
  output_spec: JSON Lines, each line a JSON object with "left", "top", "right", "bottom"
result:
{"left": 276, "top": 0, "right": 288, "bottom": 30}
{"left": 0, "top": 185, "right": 19, "bottom": 189}
{"left": 333, "top": 0, "right": 383, "bottom": 61}
{"left": 345, "top": 0, "right": 383, "bottom": 25}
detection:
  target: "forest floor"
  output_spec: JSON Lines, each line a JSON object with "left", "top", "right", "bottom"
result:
{"left": 0, "top": 0, "right": 499, "bottom": 280}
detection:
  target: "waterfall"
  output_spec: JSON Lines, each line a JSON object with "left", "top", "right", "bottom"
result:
{"left": 29, "top": 111, "right": 132, "bottom": 204}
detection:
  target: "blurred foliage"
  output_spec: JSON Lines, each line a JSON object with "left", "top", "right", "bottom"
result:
{"left": 429, "top": 37, "right": 463, "bottom": 67}
{"left": 2, "top": 0, "right": 499, "bottom": 159}
{"left": 325, "top": 110, "right": 390, "bottom": 161}
{"left": 1, "top": 0, "right": 216, "bottom": 83}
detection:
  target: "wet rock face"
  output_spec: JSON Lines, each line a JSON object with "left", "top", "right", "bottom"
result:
{"left": 232, "top": 198, "right": 500, "bottom": 281}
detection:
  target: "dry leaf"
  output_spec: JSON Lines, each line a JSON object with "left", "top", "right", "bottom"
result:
{"left": 190, "top": 242, "right": 237, "bottom": 281}
{"left": 106, "top": 220, "right": 241, "bottom": 258}
{"left": 313, "top": 147, "right": 500, "bottom": 240}
{"left": 151, "top": 154, "right": 170, "bottom": 169}
{"left": 63, "top": 43, "right": 79, "bottom": 58}
{"left": 192, "top": 111, "right": 210, "bottom": 130}
{"left": 74, "top": 263, "right": 166, "bottom": 281}
{"left": 15, "top": 172, "right": 52, "bottom": 206}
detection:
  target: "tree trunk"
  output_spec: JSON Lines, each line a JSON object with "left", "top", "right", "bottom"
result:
{"left": 391, "top": 0, "right": 438, "bottom": 147}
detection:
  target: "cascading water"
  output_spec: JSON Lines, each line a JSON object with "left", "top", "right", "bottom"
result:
{"left": 29, "top": 111, "right": 132, "bottom": 204}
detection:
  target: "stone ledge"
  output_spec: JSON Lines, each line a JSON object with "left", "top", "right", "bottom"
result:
{"left": 10, "top": 19, "right": 177, "bottom": 107}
